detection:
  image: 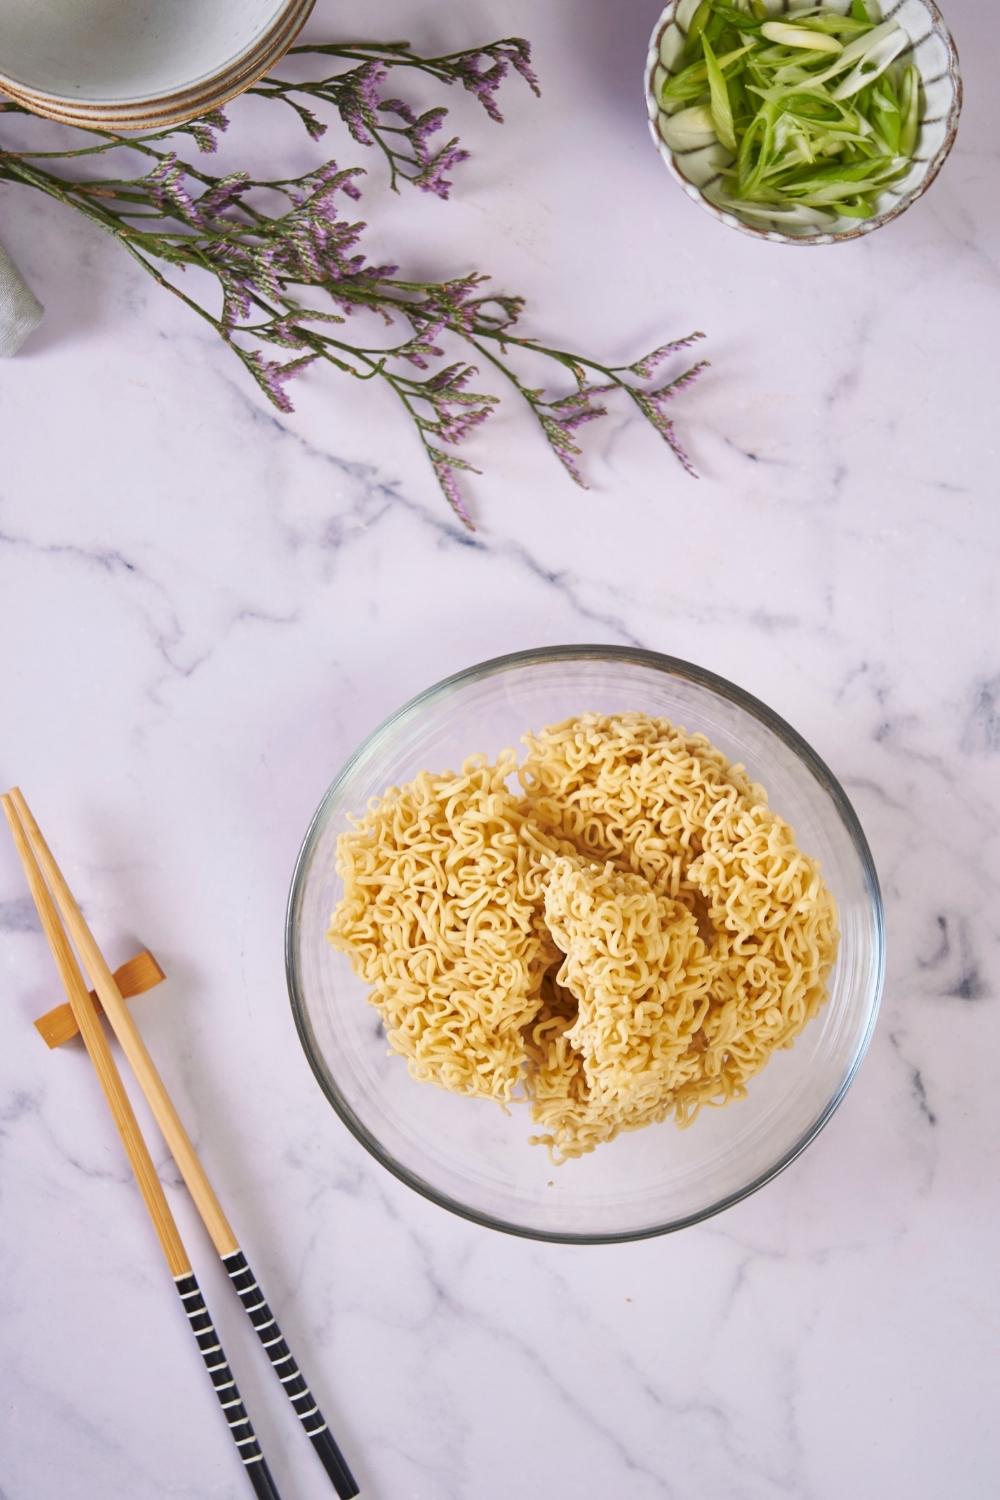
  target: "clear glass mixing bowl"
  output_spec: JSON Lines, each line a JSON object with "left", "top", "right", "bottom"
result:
{"left": 286, "top": 647, "right": 884, "bottom": 1243}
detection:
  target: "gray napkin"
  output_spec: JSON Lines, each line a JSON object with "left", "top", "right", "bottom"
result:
{"left": 0, "top": 240, "right": 43, "bottom": 355}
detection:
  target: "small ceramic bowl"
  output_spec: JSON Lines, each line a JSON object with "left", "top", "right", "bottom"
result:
{"left": 0, "top": 0, "right": 313, "bottom": 129}
{"left": 645, "top": 0, "right": 962, "bottom": 244}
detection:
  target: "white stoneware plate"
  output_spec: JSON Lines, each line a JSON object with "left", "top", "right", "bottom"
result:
{"left": 0, "top": 0, "right": 313, "bottom": 130}
{"left": 0, "top": 0, "right": 295, "bottom": 111}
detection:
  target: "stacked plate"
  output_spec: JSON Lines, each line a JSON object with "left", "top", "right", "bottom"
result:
{"left": 0, "top": 0, "right": 314, "bottom": 129}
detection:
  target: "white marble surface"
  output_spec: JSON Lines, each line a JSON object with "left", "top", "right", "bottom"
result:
{"left": 1, "top": 1, "right": 998, "bottom": 1496}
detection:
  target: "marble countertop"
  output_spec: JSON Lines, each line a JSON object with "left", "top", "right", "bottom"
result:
{"left": 1, "top": 1, "right": 997, "bottom": 1496}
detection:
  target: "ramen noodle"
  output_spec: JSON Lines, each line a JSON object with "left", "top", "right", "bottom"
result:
{"left": 328, "top": 713, "right": 839, "bottom": 1159}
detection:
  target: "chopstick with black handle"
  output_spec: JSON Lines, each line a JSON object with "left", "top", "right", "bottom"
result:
{"left": 1, "top": 794, "right": 282, "bottom": 1500}
{"left": 220, "top": 1250, "right": 356, "bottom": 1495}
{"left": 170, "top": 1271, "right": 281, "bottom": 1499}
{"left": 9, "top": 787, "right": 359, "bottom": 1500}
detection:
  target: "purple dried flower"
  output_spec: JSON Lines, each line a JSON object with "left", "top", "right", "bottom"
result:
{"left": 624, "top": 358, "right": 708, "bottom": 474}
{"left": 447, "top": 40, "right": 539, "bottom": 124}
{"left": 425, "top": 361, "right": 476, "bottom": 395}
{"left": 220, "top": 275, "right": 254, "bottom": 327}
{"left": 454, "top": 58, "right": 507, "bottom": 123}
{"left": 399, "top": 316, "right": 447, "bottom": 368}
{"left": 244, "top": 243, "right": 284, "bottom": 300}
{"left": 554, "top": 402, "right": 606, "bottom": 434}
{"left": 289, "top": 100, "right": 328, "bottom": 142}
{"left": 413, "top": 105, "right": 446, "bottom": 144}
{"left": 415, "top": 274, "right": 494, "bottom": 333}
{"left": 146, "top": 154, "right": 204, "bottom": 227}
{"left": 546, "top": 386, "right": 610, "bottom": 449}
{"left": 540, "top": 415, "right": 586, "bottom": 486}
{"left": 357, "top": 60, "right": 385, "bottom": 111}
{"left": 245, "top": 350, "right": 316, "bottom": 413}
{"left": 187, "top": 125, "right": 217, "bottom": 154}
{"left": 505, "top": 40, "right": 541, "bottom": 97}
{"left": 627, "top": 331, "right": 706, "bottom": 380}
{"left": 268, "top": 318, "right": 311, "bottom": 349}
{"left": 183, "top": 109, "right": 229, "bottom": 153}
{"left": 631, "top": 391, "right": 699, "bottom": 477}
{"left": 434, "top": 403, "right": 495, "bottom": 444}
{"left": 379, "top": 97, "right": 416, "bottom": 127}
{"left": 376, "top": 99, "right": 469, "bottom": 198}
{"left": 416, "top": 139, "right": 470, "bottom": 200}
{"left": 539, "top": 385, "right": 608, "bottom": 481}
{"left": 653, "top": 359, "right": 710, "bottom": 400}
{"left": 428, "top": 445, "right": 478, "bottom": 529}
{"left": 336, "top": 61, "right": 387, "bottom": 146}
{"left": 198, "top": 170, "right": 250, "bottom": 220}
{"left": 288, "top": 161, "right": 365, "bottom": 207}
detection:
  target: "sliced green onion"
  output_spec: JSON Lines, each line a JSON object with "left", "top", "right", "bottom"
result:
{"left": 760, "top": 22, "right": 844, "bottom": 53}
{"left": 728, "top": 67, "right": 753, "bottom": 129}
{"left": 830, "top": 29, "right": 909, "bottom": 100}
{"left": 702, "top": 10, "right": 734, "bottom": 51}
{"left": 708, "top": 4, "right": 764, "bottom": 30}
{"left": 871, "top": 75, "right": 901, "bottom": 153}
{"left": 781, "top": 16, "right": 869, "bottom": 36}
{"left": 898, "top": 64, "right": 921, "bottom": 156}
{"left": 850, "top": 0, "right": 871, "bottom": 21}
{"left": 835, "top": 194, "right": 875, "bottom": 217}
{"left": 718, "top": 198, "right": 836, "bottom": 226}
{"left": 735, "top": 104, "right": 776, "bottom": 196}
{"left": 703, "top": 35, "right": 739, "bottom": 152}
{"left": 682, "top": 0, "right": 715, "bottom": 60}
{"left": 663, "top": 104, "right": 719, "bottom": 151}
{"left": 805, "top": 21, "right": 902, "bottom": 87}
{"left": 661, "top": 42, "right": 755, "bottom": 104}
{"left": 777, "top": 155, "right": 905, "bottom": 203}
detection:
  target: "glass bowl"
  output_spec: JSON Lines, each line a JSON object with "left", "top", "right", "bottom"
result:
{"left": 286, "top": 646, "right": 884, "bottom": 1243}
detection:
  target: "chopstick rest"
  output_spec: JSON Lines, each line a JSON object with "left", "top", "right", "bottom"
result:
{"left": 34, "top": 948, "right": 165, "bottom": 1048}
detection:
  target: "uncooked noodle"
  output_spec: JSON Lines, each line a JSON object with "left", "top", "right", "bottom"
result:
{"left": 328, "top": 713, "right": 839, "bottom": 1159}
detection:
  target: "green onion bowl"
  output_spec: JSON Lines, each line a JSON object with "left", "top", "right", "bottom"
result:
{"left": 645, "top": 0, "right": 961, "bottom": 243}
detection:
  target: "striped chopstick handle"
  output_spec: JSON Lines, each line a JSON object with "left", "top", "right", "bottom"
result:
{"left": 174, "top": 1273, "right": 282, "bottom": 1500}
{"left": 222, "top": 1250, "right": 359, "bottom": 1500}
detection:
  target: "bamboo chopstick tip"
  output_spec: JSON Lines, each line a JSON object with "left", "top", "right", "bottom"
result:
{"left": 1, "top": 793, "right": 26, "bottom": 842}
{"left": 2, "top": 789, "right": 28, "bottom": 829}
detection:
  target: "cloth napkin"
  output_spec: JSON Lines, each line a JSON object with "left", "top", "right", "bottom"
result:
{"left": 0, "top": 239, "right": 43, "bottom": 355}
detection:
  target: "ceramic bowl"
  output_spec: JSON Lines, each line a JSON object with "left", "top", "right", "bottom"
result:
{"left": 645, "top": 0, "right": 962, "bottom": 244}
{"left": 1, "top": 0, "right": 312, "bottom": 125}
{"left": 0, "top": 0, "right": 313, "bottom": 129}
{"left": 287, "top": 646, "right": 884, "bottom": 1243}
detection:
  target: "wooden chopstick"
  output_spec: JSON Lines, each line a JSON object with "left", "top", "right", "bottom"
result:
{"left": 1, "top": 794, "right": 282, "bottom": 1500}
{"left": 8, "top": 788, "right": 359, "bottom": 1500}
